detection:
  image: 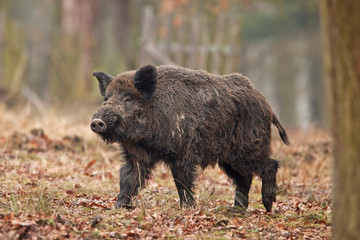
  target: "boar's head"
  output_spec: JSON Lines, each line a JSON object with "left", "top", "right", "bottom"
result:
{"left": 91, "top": 65, "right": 157, "bottom": 143}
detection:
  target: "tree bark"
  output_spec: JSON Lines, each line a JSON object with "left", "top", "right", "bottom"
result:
{"left": 61, "top": 0, "right": 97, "bottom": 95}
{"left": 115, "top": 0, "right": 130, "bottom": 53}
{"left": 320, "top": 1, "right": 360, "bottom": 239}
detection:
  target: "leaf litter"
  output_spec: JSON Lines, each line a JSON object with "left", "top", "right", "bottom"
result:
{"left": 0, "top": 108, "right": 332, "bottom": 239}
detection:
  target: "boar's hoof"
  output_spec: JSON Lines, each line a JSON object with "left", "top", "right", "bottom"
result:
{"left": 115, "top": 201, "right": 134, "bottom": 209}
{"left": 262, "top": 198, "right": 274, "bottom": 212}
{"left": 115, "top": 196, "right": 134, "bottom": 209}
{"left": 234, "top": 199, "right": 248, "bottom": 209}
{"left": 91, "top": 118, "right": 107, "bottom": 133}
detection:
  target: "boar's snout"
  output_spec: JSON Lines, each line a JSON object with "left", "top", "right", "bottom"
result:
{"left": 91, "top": 118, "right": 107, "bottom": 133}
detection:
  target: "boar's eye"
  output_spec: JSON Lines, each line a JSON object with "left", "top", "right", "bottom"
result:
{"left": 104, "top": 94, "right": 112, "bottom": 101}
{"left": 123, "top": 97, "right": 132, "bottom": 103}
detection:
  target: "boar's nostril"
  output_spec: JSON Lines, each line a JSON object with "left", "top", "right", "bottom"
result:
{"left": 91, "top": 118, "right": 107, "bottom": 133}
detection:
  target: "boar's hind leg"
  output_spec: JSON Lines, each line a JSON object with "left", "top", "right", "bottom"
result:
{"left": 219, "top": 163, "right": 253, "bottom": 209}
{"left": 115, "top": 159, "right": 154, "bottom": 208}
{"left": 260, "top": 158, "right": 279, "bottom": 212}
{"left": 169, "top": 162, "right": 196, "bottom": 207}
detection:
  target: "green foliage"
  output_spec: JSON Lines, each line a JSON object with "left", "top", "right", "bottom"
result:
{"left": 1, "top": 16, "right": 27, "bottom": 93}
{"left": 242, "top": 0, "right": 320, "bottom": 41}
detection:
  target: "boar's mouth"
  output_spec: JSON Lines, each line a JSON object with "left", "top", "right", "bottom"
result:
{"left": 98, "top": 131, "right": 118, "bottom": 144}
{"left": 91, "top": 114, "right": 121, "bottom": 144}
{"left": 91, "top": 123, "right": 120, "bottom": 144}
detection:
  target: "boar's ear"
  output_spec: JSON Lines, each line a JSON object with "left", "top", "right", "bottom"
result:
{"left": 134, "top": 65, "right": 158, "bottom": 99}
{"left": 93, "top": 71, "right": 114, "bottom": 96}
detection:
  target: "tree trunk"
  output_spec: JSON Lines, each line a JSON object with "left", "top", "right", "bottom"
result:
{"left": 115, "top": 0, "right": 130, "bottom": 57}
{"left": 61, "top": 0, "right": 97, "bottom": 96}
{"left": 320, "top": 1, "right": 360, "bottom": 239}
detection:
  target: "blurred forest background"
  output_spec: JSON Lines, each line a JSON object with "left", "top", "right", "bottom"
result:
{"left": 0, "top": 0, "right": 321, "bottom": 128}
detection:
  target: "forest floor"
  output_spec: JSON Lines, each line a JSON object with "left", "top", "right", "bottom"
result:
{"left": 0, "top": 105, "right": 332, "bottom": 239}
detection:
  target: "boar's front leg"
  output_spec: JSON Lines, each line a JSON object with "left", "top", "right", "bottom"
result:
{"left": 115, "top": 157, "right": 154, "bottom": 208}
{"left": 169, "top": 162, "right": 196, "bottom": 207}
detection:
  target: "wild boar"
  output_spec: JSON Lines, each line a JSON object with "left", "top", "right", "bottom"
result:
{"left": 91, "top": 65, "right": 289, "bottom": 212}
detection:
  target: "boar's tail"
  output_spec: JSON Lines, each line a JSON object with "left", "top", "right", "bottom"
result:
{"left": 272, "top": 114, "right": 290, "bottom": 145}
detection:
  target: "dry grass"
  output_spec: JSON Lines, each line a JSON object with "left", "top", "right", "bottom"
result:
{"left": 0, "top": 104, "right": 332, "bottom": 239}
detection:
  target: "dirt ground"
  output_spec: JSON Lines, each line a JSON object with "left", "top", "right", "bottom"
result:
{"left": 0, "top": 105, "right": 332, "bottom": 239}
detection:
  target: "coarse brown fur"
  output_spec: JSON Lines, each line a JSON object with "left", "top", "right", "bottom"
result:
{"left": 91, "top": 65, "right": 289, "bottom": 212}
